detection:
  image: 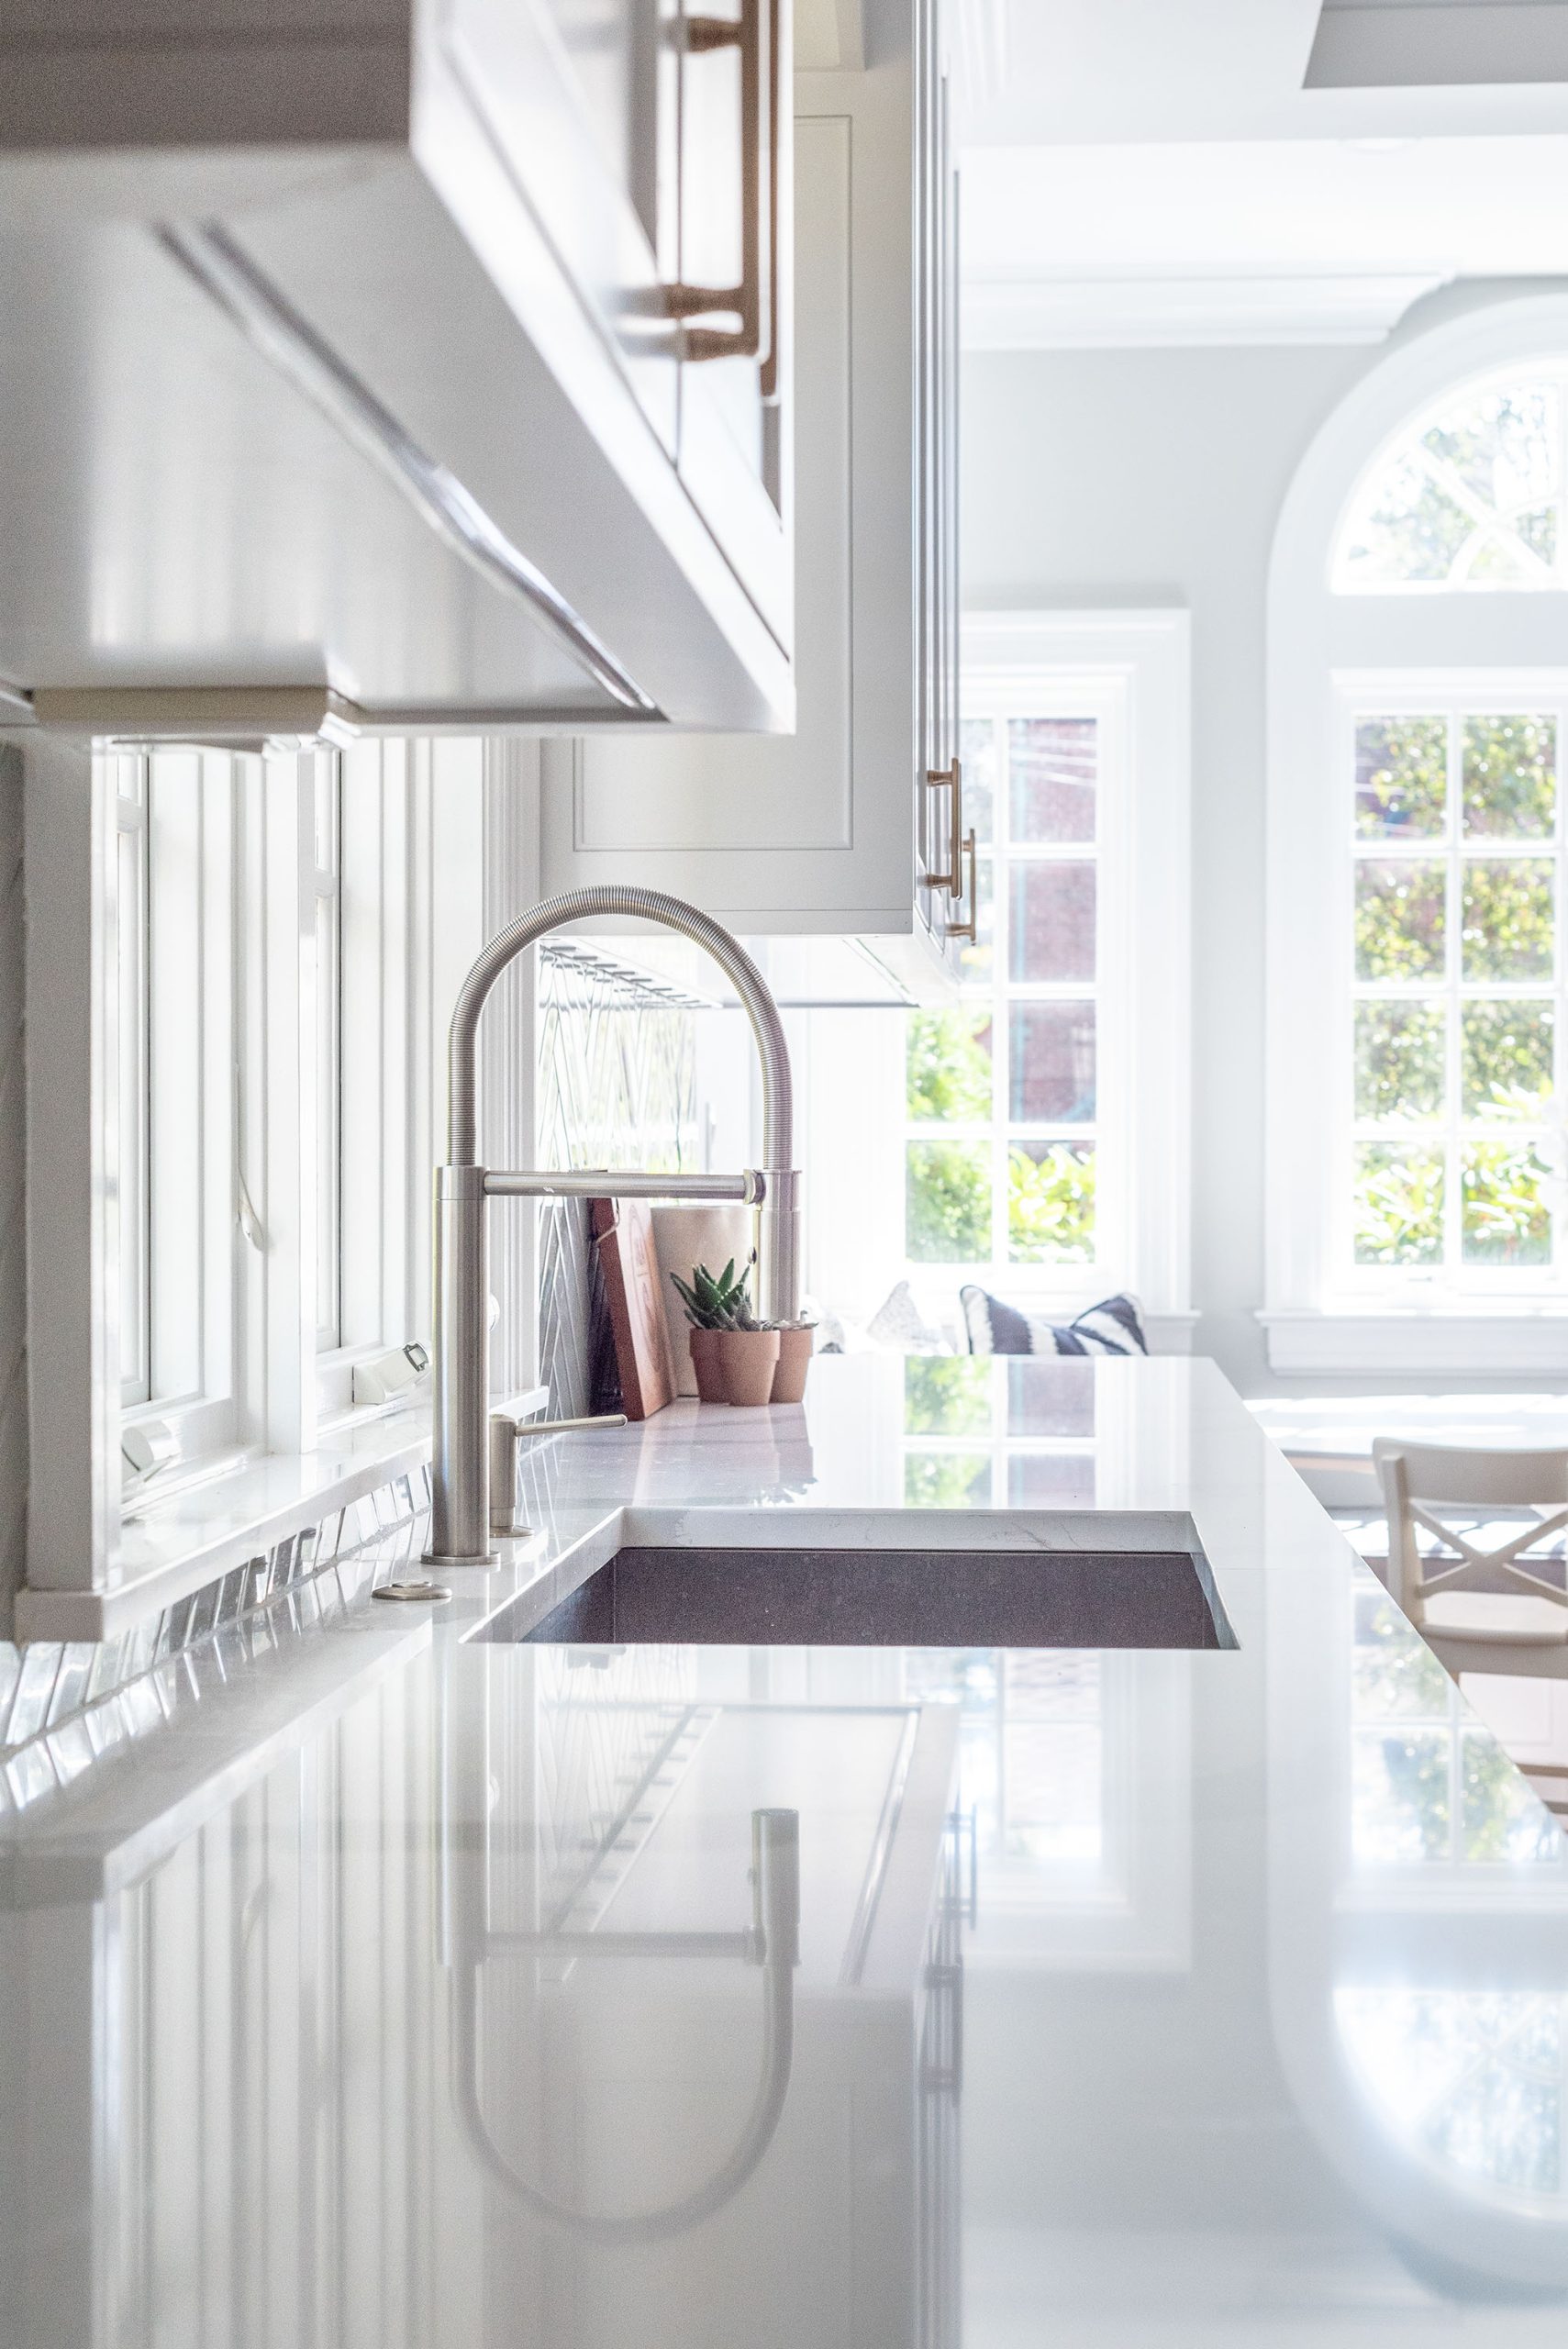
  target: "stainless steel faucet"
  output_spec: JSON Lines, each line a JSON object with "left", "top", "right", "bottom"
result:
{"left": 427, "top": 885, "right": 799, "bottom": 1565}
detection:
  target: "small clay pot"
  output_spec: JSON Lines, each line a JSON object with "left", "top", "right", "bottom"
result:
{"left": 770, "top": 1324, "right": 815, "bottom": 1404}
{"left": 688, "top": 1326, "right": 780, "bottom": 1407}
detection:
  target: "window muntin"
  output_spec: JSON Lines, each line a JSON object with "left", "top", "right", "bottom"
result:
{"left": 1342, "top": 696, "right": 1568, "bottom": 1289}
{"left": 904, "top": 702, "right": 1110, "bottom": 1283}
{"left": 1336, "top": 371, "right": 1568, "bottom": 595}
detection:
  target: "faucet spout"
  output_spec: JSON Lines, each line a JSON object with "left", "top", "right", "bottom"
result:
{"left": 428, "top": 887, "right": 800, "bottom": 1565}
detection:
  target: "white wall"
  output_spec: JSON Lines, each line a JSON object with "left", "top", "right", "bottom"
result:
{"left": 962, "top": 284, "right": 1568, "bottom": 1397}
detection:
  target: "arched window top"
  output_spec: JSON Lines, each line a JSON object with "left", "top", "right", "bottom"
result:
{"left": 1335, "top": 367, "right": 1568, "bottom": 596}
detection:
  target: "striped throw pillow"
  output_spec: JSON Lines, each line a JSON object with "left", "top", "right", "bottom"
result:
{"left": 961, "top": 1287, "right": 1148, "bottom": 1358}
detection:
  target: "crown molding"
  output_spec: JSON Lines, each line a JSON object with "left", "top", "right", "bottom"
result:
{"left": 962, "top": 272, "right": 1450, "bottom": 351}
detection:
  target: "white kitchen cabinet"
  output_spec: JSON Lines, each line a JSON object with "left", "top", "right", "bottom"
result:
{"left": 0, "top": 0, "right": 792, "bottom": 733}
{"left": 540, "top": 0, "right": 966, "bottom": 985}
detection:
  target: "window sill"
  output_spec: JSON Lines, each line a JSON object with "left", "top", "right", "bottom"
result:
{"left": 1260, "top": 1308, "right": 1568, "bottom": 1376}
{"left": 19, "top": 1406, "right": 438, "bottom": 1644}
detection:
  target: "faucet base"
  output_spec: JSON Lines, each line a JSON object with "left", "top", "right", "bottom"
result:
{"left": 420, "top": 1549, "right": 501, "bottom": 1570}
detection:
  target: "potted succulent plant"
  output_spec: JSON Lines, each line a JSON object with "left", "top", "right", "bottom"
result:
{"left": 767, "top": 1318, "right": 816, "bottom": 1404}
{"left": 671, "top": 1259, "right": 780, "bottom": 1407}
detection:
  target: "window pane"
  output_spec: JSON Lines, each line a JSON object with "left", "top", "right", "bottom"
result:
{"left": 1353, "top": 1001, "right": 1444, "bottom": 1123}
{"left": 1340, "top": 456, "right": 1473, "bottom": 587}
{"left": 957, "top": 855, "right": 994, "bottom": 985}
{"left": 117, "top": 802, "right": 150, "bottom": 1406}
{"left": 1007, "top": 1358, "right": 1095, "bottom": 1438}
{"left": 1001, "top": 1722, "right": 1102, "bottom": 1859}
{"left": 959, "top": 718, "right": 995, "bottom": 848}
{"left": 1352, "top": 1590, "right": 1453, "bottom": 1720}
{"left": 1007, "top": 1142, "right": 1095, "bottom": 1264}
{"left": 904, "top": 1452, "right": 990, "bottom": 1507}
{"left": 904, "top": 1356, "right": 992, "bottom": 1438}
{"left": 1006, "top": 1453, "right": 1095, "bottom": 1507}
{"left": 1462, "top": 1141, "right": 1551, "bottom": 1266}
{"left": 1010, "top": 862, "right": 1095, "bottom": 983}
{"left": 1461, "top": 858, "right": 1554, "bottom": 981}
{"left": 1009, "top": 1001, "right": 1095, "bottom": 1123}
{"left": 1354, "top": 861, "right": 1446, "bottom": 980}
{"left": 1461, "top": 1000, "right": 1554, "bottom": 1121}
{"left": 906, "top": 1008, "right": 992, "bottom": 1121}
{"left": 1354, "top": 717, "right": 1446, "bottom": 841}
{"left": 1353, "top": 1142, "right": 1444, "bottom": 1266}
{"left": 1462, "top": 714, "right": 1556, "bottom": 840}
{"left": 906, "top": 1141, "right": 991, "bottom": 1262}
{"left": 1461, "top": 1730, "right": 1562, "bottom": 1863}
{"left": 1009, "top": 717, "right": 1096, "bottom": 843}
{"left": 1351, "top": 1728, "right": 1451, "bottom": 1863}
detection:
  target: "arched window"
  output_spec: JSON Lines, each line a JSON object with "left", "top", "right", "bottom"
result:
{"left": 1338, "top": 370, "right": 1568, "bottom": 594}
{"left": 1266, "top": 299, "right": 1568, "bottom": 1375}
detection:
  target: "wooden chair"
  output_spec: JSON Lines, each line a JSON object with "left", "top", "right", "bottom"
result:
{"left": 1373, "top": 1439, "right": 1568, "bottom": 1680}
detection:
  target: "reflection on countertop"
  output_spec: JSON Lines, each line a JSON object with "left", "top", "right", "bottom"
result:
{"left": 1, "top": 1357, "right": 1566, "bottom": 2345}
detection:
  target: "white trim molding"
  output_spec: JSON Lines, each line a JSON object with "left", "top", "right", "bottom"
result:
{"left": 962, "top": 273, "right": 1446, "bottom": 354}
{"left": 1260, "top": 1309, "right": 1568, "bottom": 1378}
{"left": 1265, "top": 291, "right": 1568, "bottom": 1376}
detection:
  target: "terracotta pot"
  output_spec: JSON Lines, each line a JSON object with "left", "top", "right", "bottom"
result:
{"left": 688, "top": 1326, "right": 780, "bottom": 1407}
{"left": 770, "top": 1324, "right": 815, "bottom": 1404}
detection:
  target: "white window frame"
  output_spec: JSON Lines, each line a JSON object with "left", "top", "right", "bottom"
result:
{"left": 118, "top": 747, "right": 239, "bottom": 1487}
{"left": 1265, "top": 293, "right": 1568, "bottom": 1375}
{"left": 931, "top": 611, "right": 1193, "bottom": 1341}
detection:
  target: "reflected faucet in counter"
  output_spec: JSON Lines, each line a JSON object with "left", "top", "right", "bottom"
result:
{"left": 449, "top": 1807, "right": 801, "bottom": 2243}
{"left": 427, "top": 886, "right": 800, "bottom": 1566}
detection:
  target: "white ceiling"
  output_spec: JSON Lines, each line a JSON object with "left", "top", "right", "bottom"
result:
{"left": 957, "top": 0, "right": 1568, "bottom": 345}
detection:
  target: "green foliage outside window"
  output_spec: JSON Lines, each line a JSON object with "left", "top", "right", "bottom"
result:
{"left": 906, "top": 1141, "right": 990, "bottom": 1262}
{"left": 1354, "top": 863, "right": 1446, "bottom": 979}
{"left": 1354, "top": 717, "right": 1446, "bottom": 838}
{"left": 1353, "top": 1146, "right": 1444, "bottom": 1264}
{"left": 1008, "top": 1145, "right": 1095, "bottom": 1264}
{"left": 1354, "top": 1002, "right": 1444, "bottom": 1122}
{"left": 1460, "top": 1001, "right": 1554, "bottom": 1119}
{"left": 1462, "top": 714, "right": 1556, "bottom": 838}
{"left": 1460, "top": 858, "right": 1555, "bottom": 981}
{"left": 906, "top": 1009, "right": 992, "bottom": 1121}
{"left": 1461, "top": 1141, "right": 1551, "bottom": 1264}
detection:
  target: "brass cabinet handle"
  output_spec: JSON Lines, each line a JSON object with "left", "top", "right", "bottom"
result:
{"left": 924, "top": 755, "right": 962, "bottom": 893}
{"left": 946, "top": 830, "right": 978, "bottom": 943}
{"left": 668, "top": 0, "right": 780, "bottom": 371}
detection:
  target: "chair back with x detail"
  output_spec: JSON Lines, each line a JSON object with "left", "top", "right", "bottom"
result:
{"left": 1373, "top": 1439, "right": 1568, "bottom": 1680}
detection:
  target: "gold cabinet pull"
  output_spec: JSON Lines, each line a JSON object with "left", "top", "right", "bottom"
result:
{"left": 667, "top": 0, "right": 781, "bottom": 372}
{"left": 924, "top": 754, "right": 962, "bottom": 893}
{"left": 946, "top": 830, "right": 978, "bottom": 943}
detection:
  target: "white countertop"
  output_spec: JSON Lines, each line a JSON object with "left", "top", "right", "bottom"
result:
{"left": 3, "top": 1355, "right": 1566, "bottom": 2346}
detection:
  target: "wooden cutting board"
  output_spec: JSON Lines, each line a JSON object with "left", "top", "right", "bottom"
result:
{"left": 592, "top": 1197, "right": 677, "bottom": 1419}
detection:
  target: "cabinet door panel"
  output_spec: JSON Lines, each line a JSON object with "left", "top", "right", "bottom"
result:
{"left": 556, "top": 114, "right": 849, "bottom": 862}
{"left": 438, "top": 0, "right": 680, "bottom": 454}
{"left": 675, "top": 0, "right": 793, "bottom": 650}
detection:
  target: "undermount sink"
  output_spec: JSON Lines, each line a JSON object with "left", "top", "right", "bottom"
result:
{"left": 499, "top": 1543, "right": 1237, "bottom": 1651}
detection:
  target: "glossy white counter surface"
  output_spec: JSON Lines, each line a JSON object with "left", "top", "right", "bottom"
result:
{"left": 3, "top": 1356, "right": 1567, "bottom": 2346}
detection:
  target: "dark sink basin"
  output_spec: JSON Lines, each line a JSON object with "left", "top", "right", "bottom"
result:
{"left": 506, "top": 1543, "right": 1235, "bottom": 1650}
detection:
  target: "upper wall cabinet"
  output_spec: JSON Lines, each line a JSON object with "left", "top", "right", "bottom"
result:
{"left": 541, "top": 0, "right": 963, "bottom": 990}
{"left": 0, "top": 0, "right": 793, "bottom": 735}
